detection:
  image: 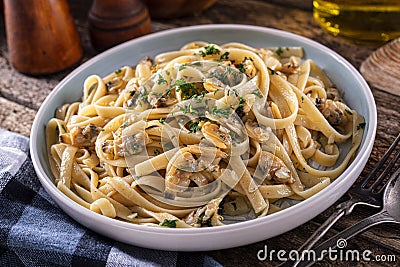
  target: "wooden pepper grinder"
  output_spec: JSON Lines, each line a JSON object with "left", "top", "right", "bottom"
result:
{"left": 4, "top": 0, "right": 83, "bottom": 75}
{"left": 89, "top": 0, "right": 152, "bottom": 51}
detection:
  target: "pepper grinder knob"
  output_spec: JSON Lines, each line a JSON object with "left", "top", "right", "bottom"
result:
{"left": 89, "top": 0, "right": 152, "bottom": 51}
{"left": 4, "top": 0, "right": 83, "bottom": 75}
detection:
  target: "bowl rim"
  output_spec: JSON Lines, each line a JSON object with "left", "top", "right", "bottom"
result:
{"left": 30, "top": 24, "right": 377, "bottom": 236}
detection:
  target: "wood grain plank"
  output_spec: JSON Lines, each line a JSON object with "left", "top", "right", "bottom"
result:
{"left": 151, "top": 0, "right": 380, "bottom": 68}
{"left": 207, "top": 218, "right": 399, "bottom": 266}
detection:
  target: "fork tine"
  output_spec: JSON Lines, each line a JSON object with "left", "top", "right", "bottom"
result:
{"left": 360, "top": 132, "right": 400, "bottom": 188}
{"left": 371, "top": 143, "right": 400, "bottom": 193}
{"left": 370, "top": 143, "right": 400, "bottom": 193}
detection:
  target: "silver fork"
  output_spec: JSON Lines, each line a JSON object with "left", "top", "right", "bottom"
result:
{"left": 279, "top": 132, "right": 400, "bottom": 267}
{"left": 298, "top": 133, "right": 400, "bottom": 249}
{"left": 296, "top": 162, "right": 400, "bottom": 267}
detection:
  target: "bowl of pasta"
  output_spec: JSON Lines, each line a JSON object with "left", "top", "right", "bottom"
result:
{"left": 30, "top": 24, "right": 376, "bottom": 251}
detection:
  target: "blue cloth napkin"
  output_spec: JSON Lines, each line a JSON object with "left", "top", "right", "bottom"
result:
{"left": 0, "top": 129, "right": 222, "bottom": 267}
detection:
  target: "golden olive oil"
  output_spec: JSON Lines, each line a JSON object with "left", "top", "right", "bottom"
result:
{"left": 313, "top": 0, "right": 400, "bottom": 42}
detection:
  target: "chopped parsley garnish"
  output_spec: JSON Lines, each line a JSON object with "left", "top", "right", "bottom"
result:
{"left": 154, "top": 149, "right": 161, "bottom": 155}
{"left": 212, "top": 106, "right": 230, "bottom": 118}
{"left": 157, "top": 74, "right": 167, "bottom": 85}
{"left": 236, "top": 97, "right": 246, "bottom": 117}
{"left": 129, "top": 90, "right": 135, "bottom": 96}
{"left": 160, "top": 219, "right": 177, "bottom": 228}
{"left": 227, "top": 87, "right": 239, "bottom": 97}
{"left": 191, "top": 92, "right": 207, "bottom": 102}
{"left": 139, "top": 87, "right": 148, "bottom": 103}
{"left": 200, "top": 45, "right": 221, "bottom": 57}
{"left": 179, "top": 64, "right": 187, "bottom": 71}
{"left": 252, "top": 89, "right": 263, "bottom": 98}
{"left": 220, "top": 51, "right": 230, "bottom": 60}
{"left": 159, "top": 118, "right": 165, "bottom": 124}
{"left": 191, "top": 61, "right": 202, "bottom": 67}
{"left": 114, "top": 69, "right": 122, "bottom": 75}
{"left": 175, "top": 79, "right": 202, "bottom": 100}
{"left": 187, "top": 120, "right": 201, "bottom": 133}
{"left": 357, "top": 122, "right": 366, "bottom": 130}
{"left": 237, "top": 63, "right": 246, "bottom": 73}
{"left": 174, "top": 78, "right": 186, "bottom": 87}
{"left": 179, "top": 103, "right": 198, "bottom": 114}
{"left": 151, "top": 91, "right": 163, "bottom": 98}
{"left": 228, "top": 131, "right": 238, "bottom": 142}
{"left": 208, "top": 65, "right": 243, "bottom": 86}
{"left": 275, "top": 47, "right": 284, "bottom": 56}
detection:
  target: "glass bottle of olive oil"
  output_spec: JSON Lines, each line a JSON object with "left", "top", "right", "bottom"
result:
{"left": 313, "top": 0, "right": 400, "bottom": 42}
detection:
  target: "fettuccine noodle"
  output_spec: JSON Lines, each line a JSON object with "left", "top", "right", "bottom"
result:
{"left": 46, "top": 42, "right": 365, "bottom": 228}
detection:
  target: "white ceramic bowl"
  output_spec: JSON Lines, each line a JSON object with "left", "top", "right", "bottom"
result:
{"left": 30, "top": 24, "right": 377, "bottom": 251}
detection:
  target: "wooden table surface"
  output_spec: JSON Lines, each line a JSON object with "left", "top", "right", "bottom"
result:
{"left": 0, "top": 1, "right": 399, "bottom": 266}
